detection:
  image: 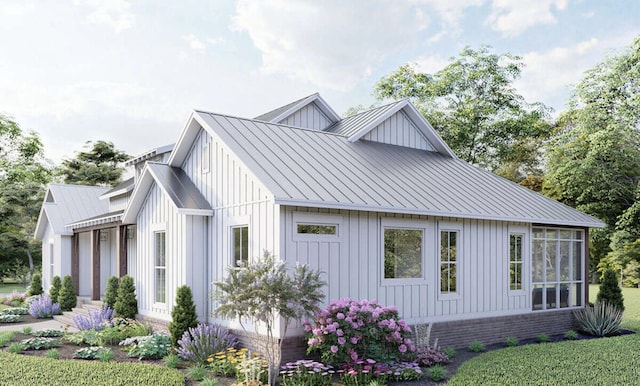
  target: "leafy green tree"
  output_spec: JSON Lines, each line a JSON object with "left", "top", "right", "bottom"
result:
{"left": 103, "top": 276, "right": 120, "bottom": 309}
{"left": 213, "top": 252, "right": 325, "bottom": 386}
{"left": 597, "top": 268, "right": 625, "bottom": 311}
{"left": 114, "top": 275, "right": 138, "bottom": 319}
{"left": 49, "top": 275, "right": 61, "bottom": 303}
{"left": 57, "top": 140, "right": 129, "bottom": 187}
{"left": 27, "top": 272, "right": 43, "bottom": 296}
{"left": 58, "top": 275, "right": 77, "bottom": 311}
{"left": 374, "top": 46, "right": 552, "bottom": 182}
{"left": 169, "top": 285, "right": 199, "bottom": 347}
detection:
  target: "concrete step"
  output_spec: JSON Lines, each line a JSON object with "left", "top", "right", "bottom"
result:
{"left": 71, "top": 307, "right": 89, "bottom": 316}
{"left": 53, "top": 313, "right": 75, "bottom": 327}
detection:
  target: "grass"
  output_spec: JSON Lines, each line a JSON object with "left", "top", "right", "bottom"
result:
{"left": 448, "top": 285, "right": 640, "bottom": 385}
{"left": 0, "top": 279, "right": 27, "bottom": 294}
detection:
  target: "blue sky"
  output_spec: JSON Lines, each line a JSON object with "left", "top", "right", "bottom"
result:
{"left": 1, "top": 0, "right": 638, "bottom": 164}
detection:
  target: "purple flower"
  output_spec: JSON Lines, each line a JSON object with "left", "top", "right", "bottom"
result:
{"left": 331, "top": 345, "right": 338, "bottom": 353}
{"left": 399, "top": 344, "right": 407, "bottom": 353}
{"left": 338, "top": 337, "right": 346, "bottom": 345}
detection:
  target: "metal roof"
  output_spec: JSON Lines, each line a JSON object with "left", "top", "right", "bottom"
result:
{"left": 254, "top": 93, "right": 341, "bottom": 124}
{"left": 124, "top": 143, "right": 175, "bottom": 167}
{"left": 100, "top": 177, "right": 134, "bottom": 200}
{"left": 66, "top": 210, "right": 125, "bottom": 230}
{"left": 35, "top": 184, "right": 111, "bottom": 239}
{"left": 324, "top": 100, "right": 404, "bottom": 137}
{"left": 193, "top": 111, "right": 604, "bottom": 228}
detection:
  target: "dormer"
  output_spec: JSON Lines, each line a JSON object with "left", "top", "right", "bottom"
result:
{"left": 254, "top": 93, "right": 340, "bottom": 131}
{"left": 99, "top": 177, "right": 134, "bottom": 212}
{"left": 125, "top": 143, "right": 175, "bottom": 183}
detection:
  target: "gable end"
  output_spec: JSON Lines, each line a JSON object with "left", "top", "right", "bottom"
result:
{"left": 362, "top": 110, "right": 436, "bottom": 151}
{"left": 279, "top": 102, "right": 333, "bottom": 131}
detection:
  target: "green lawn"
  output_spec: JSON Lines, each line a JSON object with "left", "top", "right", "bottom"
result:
{"left": 448, "top": 285, "right": 640, "bottom": 385}
{"left": 0, "top": 279, "right": 27, "bottom": 294}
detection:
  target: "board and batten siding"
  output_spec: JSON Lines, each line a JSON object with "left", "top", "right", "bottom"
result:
{"left": 362, "top": 110, "right": 436, "bottom": 151}
{"left": 109, "top": 193, "right": 131, "bottom": 212}
{"left": 180, "top": 128, "right": 280, "bottom": 326}
{"left": 278, "top": 102, "right": 332, "bottom": 131}
{"left": 282, "top": 206, "right": 530, "bottom": 325}
{"left": 135, "top": 183, "right": 208, "bottom": 321}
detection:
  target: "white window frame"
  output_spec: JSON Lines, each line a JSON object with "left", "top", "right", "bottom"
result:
{"left": 508, "top": 226, "right": 528, "bottom": 295}
{"left": 381, "top": 218, "right": 428, "bottom": 285}
{"left": 151, "top": 223, "right": 167, "bottom": 310}
{"left": 228, "top": 216, "right": 251, "bottom": 267}
{"left": 437, "top": 221, "right": 463, "bottom": 299}
{"left": 154, "top": 230, "right": 167, "bottom": 306}
{"left": 292, "top": 212, "right": 343, "bottom": 241}
{"left": 202, "top": 142, "right": 210, "bottom": 174}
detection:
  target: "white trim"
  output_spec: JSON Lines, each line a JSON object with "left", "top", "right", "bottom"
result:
{"left": 508, "top": 224, "right": 529, "bottom": 296}
{"left": 202, "top": 142, "right": 210, "bottom": 174}
{"left": 292, "top": 212, "right": 343, "bottom": 241}
{"left": 227, "top": 215, "right": 251, "bottom": 266}
{"left": 270, "top": 94, "right": 341, "bottom": 124}
{"left": 380, "top": 217, "right": 430, "bottom": 286}
{"left": 437, "top": 220, "right": 463, "bottom": 300}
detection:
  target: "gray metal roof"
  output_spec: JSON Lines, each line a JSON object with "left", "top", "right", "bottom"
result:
{"left": 253, "top": 93, "right": 341, "bottom": 124}
{"left": 193, "top": 111, "right": 604, "bottom": 227}
{"left": 124, "top": 143, "right": 174, "bottom": 167}
{"left": 66, "top": 210, "right": 125, "bottom": 230}
{"left": 100, "top": 177, "right": 134, "bottom": 199}
{"left": 254, "top": 94, "right": 312, "bottom": 122}
{"left": 35, "top": 184, "right": 111, "bottom": 239}
{"left": 324, "top": 100, "right": 405, "bottom": 137}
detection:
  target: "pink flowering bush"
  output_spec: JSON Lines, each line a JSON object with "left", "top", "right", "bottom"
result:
{"left": 303, "top": 298, "right": 415, "bottom": 365}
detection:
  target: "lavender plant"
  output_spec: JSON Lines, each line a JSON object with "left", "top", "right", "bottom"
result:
{"left": 73, "top": 304, "right": 115, "bottom": 331}
{"left": 28, "top": 295, "right": 61, "bottom": 318}
{"left": 280, "top": 360, "right": 334, "bottom": 386}
{"left": 176, "top": 323, "right": 238, "bottom": 363}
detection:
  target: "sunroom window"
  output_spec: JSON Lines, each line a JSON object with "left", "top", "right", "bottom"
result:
{"left": 532, "top": 228, "right": 584, "bottom": 310}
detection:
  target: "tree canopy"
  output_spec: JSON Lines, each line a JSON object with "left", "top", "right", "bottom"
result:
{"left": 374, "top": 46, "right": 553, "bottom": 183}
{"left": 57, "top": 140, "right": 129, "bottom": 187}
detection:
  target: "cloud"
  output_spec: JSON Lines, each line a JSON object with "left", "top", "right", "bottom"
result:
{"left": 75, "top": 0, "right": 135, "bottom": 32}
{"left": 231, "top": 0, "right": 438, "bottom": 91}
{"left": 183, "top": 34, "right": 207, "bottom": 54}
{"left": 485, "top": 0, "right": 569, "bottom": 37}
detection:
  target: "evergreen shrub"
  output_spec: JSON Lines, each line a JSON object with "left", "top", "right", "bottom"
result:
{"left": 597, "top": 268, "right": 625, "bottom": 311}
{"left": 28, "top": 273, "right": 43, "bottom": 296}
{"left": 169, "top": 285, "right": 199, "bottom": 347}
{"left": 49, "top": 276, "right": 62, "bottom": 303}
{"left": 114, "top": 275, "right": 137, "bottom": 319}
{"left": 103, "top": 276, "right": 119, "bottom": 309}
{"left": 59, "top": 275, "right": 77, "bottom": 311}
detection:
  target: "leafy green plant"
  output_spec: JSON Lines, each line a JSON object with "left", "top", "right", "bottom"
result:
{"left": 537, "top": 333, "right": 549, "bottom": 343}
{"left": 468, "top": 340, "right": 485, "bottom": 352}
{"left": 1, "top": 307, "right": 29, "bottom": 315}
{"left": 574, "top": 301, "right": 624, "bottom": 336}
{"left": 97, "top": 326, "right": 125, "bottom": 345}
{"left": 208, "top": 347, "right": 248, "bottom": 377}
{"left": 22, "top": 326, "right": 32, "bottom": 334}
{"left": 428, "top": 364, "right": 448, "bottom": 382}
{"left": 235, "top": 354, "right": 268, "bottom": 385}
{"left": 49, "top": 275, "right": 62, "bottom": 303}
{"left": 169, "top": 285, "right": 199, "bottom": 347}
{"left": 187, "top": 364, "right": 208, "bottom": 382}
{"left": 73, "top": 346, "right": 112, "bottom": 360}
{"left": 200, "top": 378, "right": 220, "bottom": 386}
{"left": 505, "top": 336, "right": 519, "bottom": 347}
{"left": 97, "top": 348, "right": 115, "bottom": 363}
{"left": 565, "top": 330, "right": 578, "bottom": 340}
{"left": 21, "top": 337, "right": 61, "bottom": 350}
{"left": 8, "top": 342, "right": 23, "bottom": 354}
{"left": 163, "top": 353, "right": 181, "bottom": 368}
{"left": 0, "top": 314, "right": 21, "bottom": 323}
{"left": 114, "top": 275, "right": 137, "bottom": 319}
{"left": 64, "top": 330, "right": 100, "bottom": 346}
{"left": 46, "top": 348, "right": 60, "bottom": 359}
{"left": 111, "top": 317, "right": 153, "bottom": 338}
{"left": 0, "top": 331, "right": 17, "bottom": 347}
{"left": 120, "top": 333, "right": 171, "bottom": 360}
{"left": 103, "top": 276, "right": 119, "bottom": 309}
{"left": 443, "top": 347, "right": 456, "bottom": 359}
{"left": 32, "top": 329, "right": 64, "bottom": 338}
{"left": 58, "top": 275, "right": 77, "bottom": 311}
{"left": 598, "top": 269, "right": 625, "bottom": 311}
{"left": 27, "top": 273, "right": 43, "bottom": 296}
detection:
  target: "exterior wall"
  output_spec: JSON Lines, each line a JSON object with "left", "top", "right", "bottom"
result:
{"left": 109, "top": 193, "right": 131, "bottom": 212}
{"left": 362, "top": 110, "right": 435, "bottom": 151}
{"left": 99, "top": 228, "right": 117, "bottom": 295}
{"left": 181, "top": 128, "right": 280, "bottom": 329}
{"left": 41, "top": 226, "right": 54, "bottom": 291}
{"left": 77, "top": 232, "right": 91, "bottom": 297}
{"left": 281, "top": 206, "right": 537, "bottom": 326}
{"left": 279, "top": 102, "right": 332, "bottom": 130}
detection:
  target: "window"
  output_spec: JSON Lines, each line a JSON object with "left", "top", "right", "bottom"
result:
{"left": 232, "top": 226, "right": 249, "bottom": 266}
{"left": 440, "top": 230, "right": 458, "bottom": 294}
{"left": 532, "top": 228, "right": 583, "bottom": 310}
{"left": 202, "top": 143, "right": 210, "bottom": 174}
{"left": 297, "top": 224, "right": 337, "bottom": 235}
{"left": 509, "top": 233, "right": 524, "bottom": 291}
{"left": 384, "top": 228, "right": 423, "bottom": 279}
{"left": 154, "top": 231, "right": 166, "bottom": 304}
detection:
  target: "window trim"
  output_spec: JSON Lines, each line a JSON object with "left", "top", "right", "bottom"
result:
{"left": 202, "top": 142, "right": 210, "bottom": 174}
{"left": 231, "top": 225, "right": 249, "bottom": 267}
{"left": 153, "top": 229, "right": 167, "bottom": 306}
{"left": 508, "top": 226, "right": 528, "bottom": 295}
{"left": 292, "top": 212, "right": 343, "bottom": 241}
{"left": 381, "top": 218, "right": 428, "bottom": 285}
{"left": 437, "top": 221, "right": 462, "bottom": 299}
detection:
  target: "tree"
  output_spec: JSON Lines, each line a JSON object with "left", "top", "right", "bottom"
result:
{"left": 103, "top": 276, "right": 120, "bottom": 309}
{"left": 58, "top": 275, "right": 77, "bottom": 311}
{"left": 169, "top": 285, "right": 199, "bottom": 347}
{"left": 49, "top": 275, "right": 61, "bottom": 303}
{"left": 114, "top": 275, "right": 138, "bottom": 319}
{"left": 213, "top": 252, "right": 325, "bottom": 386}
{"left": 597, "top": 268, "right": 625, "bottom": 311}
{"left": 374, "top": 46, "right": 552, "bottom": 182}
{"left": 57, "top": 140, "right": 129, "bottom": 187}
{"left": 27, "top": 272, "right": 42, "bottom": 296}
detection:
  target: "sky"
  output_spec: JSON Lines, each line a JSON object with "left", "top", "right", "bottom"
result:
{"left": 1, "top": 0, "right": 639, "bottom": 165}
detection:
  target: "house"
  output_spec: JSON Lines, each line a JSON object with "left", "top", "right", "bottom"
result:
{"left": 36, "top": 93, "right": 604, "bottom": 353}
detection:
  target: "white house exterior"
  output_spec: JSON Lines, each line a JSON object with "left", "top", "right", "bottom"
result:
{"left": 37, "top": 93, "right": 604, "bottom": 352}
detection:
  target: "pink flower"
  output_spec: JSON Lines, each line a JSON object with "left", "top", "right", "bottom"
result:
{"left": 398, "top": 344, "right": 407, "bottom": 353}
{"left": 336, "top": 312, "right": 345, "bottom": 320}
{"left": 350, "top": 336, "right": 359, "bottom": 344}
{"left": 331, "top": 345, "right": 338, "bottom": 353}
{"left": 350, "top": 351, "right": 358, "bottom": 361}
{"left": 338, "top": 337, "right": 346, "bottom": 345}
{"left": 336, "top": 329, "right": 344, "bottom": 336}
{"left": 308, "top": 338, "right": 318, "bottom": 346}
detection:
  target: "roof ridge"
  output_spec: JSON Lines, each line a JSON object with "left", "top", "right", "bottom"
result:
{"left": 252, "top": 93, "right": 319, "bottom": 121}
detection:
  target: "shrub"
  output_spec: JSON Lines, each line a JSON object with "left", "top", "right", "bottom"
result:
{"left": 64, "top": 330, "right": 100, "bottom": 346}
{"left": 468, "top": 340, "right": 485, "bottom": 352}
{"left": 537, "top": 333, "right": 550, "bottom": 343}
{"left": 28, "top": 273, "right": 43, "bottom": 296}
{"left": 49, "top": 275, "right": 62, "bottom": 303}
{"left": 415, "top": 345, "right": 448, "bottom": 367}
{"left": 505, "top": 336, "right": 519, "bottom": 347}
{"left": 59, "top": 275, "right": 77, "bottom": 311}
{"left": 177, "top": 323, "right": 238, "bottom": 363}
{"left": 32, "top": 329, "right": 65, "bottom": 338}
{"left": 598, "top": 268, "right": 625, "bottom": 311}
{"left": 574, "top": 301, "right": 623, "bottom": 337}
{"left": 114, "top": 275, "right": 137, "bottom": 319}
{"left": 29, "top": 295, "right": 61, "bottom": 318}
{"left": 187, "top": 364, "right": 208, "bottom": 382}
{"left": 1, "top": 307, "right": 29, "bottom": 315}
{"left": 280, "top": 359, "right": 334, "bottom": 386}
{"left": 21, "top": 337, "right": 61, "bottom": 350}
{"left": 169, "top": 285, "right": 199, "bottom": 347}
{"left": 428, "top": 364, "right": 448, "bottom": 382}
{"left": 443, "top": 347, "right": 456, "bottom": 359}
{"left": 111, "top": 317, "right": 153, "bottom": 338}
{"left": 2, "top": 291, "right": 26, "bottom": 306}
{"left": 304, "top": 298, "right": 415, "bottom": 365}
{"left": 97, "top": 326, "right": 125, "bottom": 345}
{"left": 120, "top": 333, "right": 171, "bottom": 360}
{"left": 73, "top": 304, "right": 115, "bottom": 331}
{"left": 9, "top": 342, "right": 23, "bottom": 353}
{"left": 0, "top": 314, "right": 21, "bottom": 323}
{"left": 103, "top": 276, "right": 119, "bottom": 309}
{"left": 163, "top": 353, "right": 181, "bottom": 368}
{"left": 22, "top": 326, "right": 32, "bottom": 334}
{"left": 74, "top": 346, "right": 112, "bottom": 360}
{"left": 47, "top": 348, "right": 59, "bottom": 359}
{"left": 97, "top": 348, "right": 115, "bottom": 363}
{"left": 565, "top": 330, "right": 578, "bottom": 340}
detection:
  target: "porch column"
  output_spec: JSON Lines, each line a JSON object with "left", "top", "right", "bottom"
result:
{"left": 116, "top": 225, "right": 128, "bottom": 277}
{"left": 584, "top": 227, "right": 590, "bottom": 305}
{"left": 71, "top": 233, "right": 79, "bottom": 295}
{"left": 90, "top": 229, "right": 101, "bottom": 301}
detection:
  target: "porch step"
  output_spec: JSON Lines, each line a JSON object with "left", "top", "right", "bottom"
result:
{"left": 52, "top": 297, "right": 105, "bottom": 329}
{"left": 53, "top": 312, "right": 76, "bottom": 327}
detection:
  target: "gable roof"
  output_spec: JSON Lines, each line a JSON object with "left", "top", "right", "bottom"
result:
{"left": 35, "top": 184, "right": 111, "bottom": 239}
{"left": 186, "top": 110, "right": 603, "bottom": 227}
{"left": 100, "top": 177, "right": 134, "bottom": 200}
{"left": 124, "top": 143, "right": 175, "bottom": 167}
{"left": 123, "top": 162, "right": 213, "bottom": 223}
{"left": 254, "top": 93, "right": 341, "bottom": 124}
